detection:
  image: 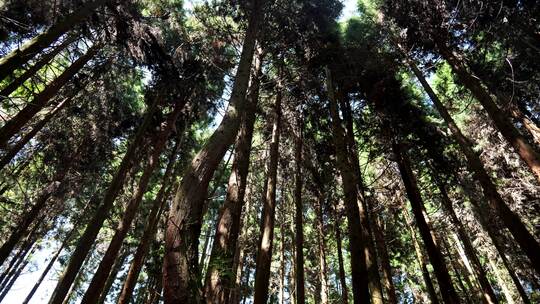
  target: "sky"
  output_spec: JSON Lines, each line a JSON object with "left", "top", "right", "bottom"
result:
{"left": 2, "top": 1, "right": 359, "bottom": 303}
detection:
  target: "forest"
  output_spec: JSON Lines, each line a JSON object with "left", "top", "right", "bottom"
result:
{"left": 0, "top": 0, "right": 539, "bottom": 303}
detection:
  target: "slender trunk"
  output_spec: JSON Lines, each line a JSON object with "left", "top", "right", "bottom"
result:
{"left": 0, "top": 174, "right": 67, "bottom": 266}
{"left": 435, "top": 179, "right": 498, "bottom": 304}
{"left": 441, "top": 237, "right": 473, "bottom": 304}
{"left": 0, "top": 236, "right": 34, "bottom": 290}
{"left": 340, "top": 94, "right": 384, "bottom": 304}
{"left": 293, "top": 113, "right": 305, "bottom": 304}
{"left": 408, "top": 59, "right": 540, "bottom": 276}
{"left": 253, "top": 86, "right": 282, "bottom": 304}
{"left": 0, "top": 45, "right": 98, "bottom": 148}
{"left": 163, "top": 2, "right": 263, "bottom": 302}
{"left": 436, "top": 42, "right": 540, "bottom": 183}
{"left": 392, "top": 141, "right": 460, "bottom": 304}
{"left": 373, "top": 213, "right": 398, "bottom": 304}
{"left": 0, "top": 35, "right": 76, "bottom": 99}
{"left": 0, "top": 0, "right": 106, "bottom": 81}
{"left": 489, "top": 259, "right": 516, "bottom": 304}
{"left": 0, "top": 95, "right": 73, "bottom": 171}
{"left": 81, "top": 101, "right": 184, "bottom": 304}
{"left": 47, "top": 95, "right": 158, "bottom": 304}
{"left": 451, "top": 233, "right": 482, "bottom": 301}
{"left": 0, "top": 245, "right": 35, "bottom": 301}
{"left": 204, "top": 52, "right": 261, "bottom": 304}
{"left": 403, "top": 208, "right": 440, "bottom": 304}
{"left": 460, "top": 182, "right": 531, "bottom": 304}
{"left": 334, "top": 207, "right": 349, "bottom": 304}
{"left": 314, "top": 194, "right": 329, "bottom": 304}
{"left": 326, "top": 67, "right": 370, "bottom": 303}
{"left": 96, "top": 248, "right": 130, "bottom": 304}
{"left": 279, "top": 213, "right": 285, "bottom": 304}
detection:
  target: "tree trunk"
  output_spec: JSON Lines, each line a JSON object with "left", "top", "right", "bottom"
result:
{"left": 402, "top": 208, "right": 440, "bottom": 304}
{"left": 392, "top": 141, "right": 460, "bottom": 304}
{"left": 0, "top": 0, "right": 106, "bottom": 81}
{"left": 0, "top": 35, "right": 76, "bottom": 99}
{"left": 80, "top": 96, "right": 184, "bottom": 304}
{"left": 372, "top": 213, "right": 398, "bottom": 304}
{"left": 489, "top": 259, "right": 516, "bottom": 304}
{"left": 117, "top": 135, "right": 183, "bottom": 304}
{"left": 435, "top": 179, "right": 498, "bottom": 304}
{"left": 204, "top": 51, "right": 261, "bottom": 304}
{"left": 162, "top": 2, "right": 263, "bottom": 302}
{"left": 314, "top": 194, "right": 329, "bottom": 304}
{"left": 0, "top": 245, "right": 35, "bottom": 302}
{"left": 436, "top": 42, "right": 540, "bottom": 183}
{"left": 326, "top": 67, "right": 370, "bottom": 303}
{"left": 253, "top": 85, "right": 282, "bottom": 304}
{"left": 279, "top": 211, "right": 285, "bottom": 304}
{"left": 293, "top": 112, "right": 305, "bottom": 304}
{"left": 333, "top": 207, "right": 349, "bottom": 304}
{"left": 407, "top": 60, "right": 540, "bottom": 276}
{"left": 0, "top": 94, "right": 73, "bottom": 171}
{"left": 95, "top": 247, "right": 130, "bottom": 304}
{"left": 47, "top": 95, "right": 159, "bottom": 304}
{"left": 0, "top": 172, "right": 67, "bottom": 266}
{"left": 0, "top": 45, "right": 98, "bottom": 148}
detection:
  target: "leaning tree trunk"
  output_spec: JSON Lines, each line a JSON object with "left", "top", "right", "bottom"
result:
{"left": 407, "top": 60, "right": 540, "bottom": 276}
{"left": 204, "top": 51, "right": 261, "bottom": 304}
{"left": 0, "top": 35, "right": 77, "bottom": 99}
{"left": 392, "top": 141, "right": 460, "bottom": 304}
{"left": 80, "top": 102, "right": 184, "bottom": 304}
{"left": 435, "top": 178, "right": 498, "bottom": 304}
{"left": 293, "top": 112, "right": 305, "bottom": 304}
{"left": 162, "top": 1, "right": 263, "bottom": 302}
{"left": 402, "top": 207, "right": 440, "bottom": 304}
{"left": 253, "top": 86, "right": 282, "bottom": 304}
{"left": 96, "top": 247, "right": 130, "bottom": 304}
{"left": 0, "top": 0, "right": 106, "bottom": 81}
{"left": 436, "top": 42, "right": 540, "bottom": 184}
{"left": 326, "top": 67, "right": 370, "bottom": 303}
{"left": 47, "top": 96, "right": 158, "bottom": 304}
{"left": 0, "top": 45, "right": 98, "bottom": 148}
{"left": 372, "top": 212, "right": 398, "bottom": 304}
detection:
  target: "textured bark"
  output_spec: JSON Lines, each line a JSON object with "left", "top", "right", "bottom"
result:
{"left": 163, "top": 2, "right": 263, "bottom": 302}
{"left": 204, "top": 52, "right": 261, "bottom": 304}
{"left": 47, "top": 96, "right": 158, "bottom": 304}
{"left": 293, "top": 114, "right": 305, "bottom": 304}
{"left": 80, "top": 96, "right": 185, "bottom": 304}
{"left": 403, "top": 208, "right": 440, "bottom": 304}
{"left": 392, "top": 141, "right": 460, "bottom": 304}
{"left": 437, "top": 43, "right": 540, "bottom": 184}
{"left": 0, "top": 35, "right": 76, "bottom": 99}
{"left": 373, "top": 214, "right": 398, "bottom": 304}
{"left": 0, "top": 45, "right": 98, "bottom": 148}
{"left": 326, "top": 67, "right": 370, "bottom": 303}
{"left": 408, "top": 60, "right": 540, "bottom": 275}
{"left": 314, "top": 195, "right": 329, "bottom": 304}
{"left": 253, "top": 87, "right": 281, "bottom": 304}
{"left": 117, "top": 136, "right": 182, "bottom": 304}
{"left": 435, "top": 180, "right": 498, "bottom": 304}
{"left": 0, "top": 0, "right": 106, "bottom": 81}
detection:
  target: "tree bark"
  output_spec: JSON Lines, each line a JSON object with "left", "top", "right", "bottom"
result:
{"left": 333, "top": 206, "right": 349, "bottom": 304}
{"left": 0, "top": 35, "right": 76, "bottom": 99}
{"left": 163, "top": 1, "right": 263, "bottom": 301}
{"left": 436, "top": 42, "right": 540, "bottom": 183}
{"left": 253, "top": 85, "right": 282, "bottom": 304}
{"left": 80, "top": 94, "right": 185, "bottom": 304}
{"left": 372, "top": 213, "right": 398, "bottom": 304}
{"left": 392, "top": 141, "right": 460, "bottom": 304}
{"left": 96, "top": 247, "right": 130, "bottom": 304}
{"left": 293, "top": 112, "right": 305, "bottom": 304}
{"left": 204, "top": 51, "right": 261, "bottom": 304}
{"left": 326, "top": 67, "right": 370, "bottom": 303}
{"left": 407, "top": 60, "right": 540, "bottom": 275}
{"left": 0, "top": 0, "right": 106, "bottom": 81}
{"left": 314, "top": 194, "right": 329, "bottom": 304}
{"left": 0, "top": 45, "right": 98, "bottom": 148}
{"left": 47, "top": 95, "right": 158, "bottom": 304}
{"left": 0, "top": 245, "right": 35, "bottom": 302}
